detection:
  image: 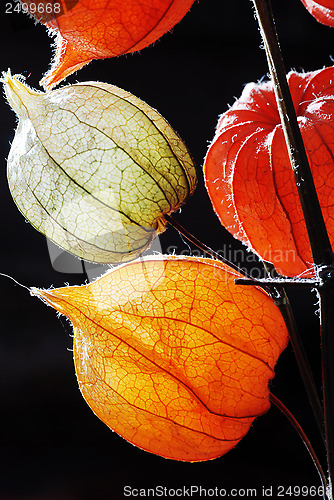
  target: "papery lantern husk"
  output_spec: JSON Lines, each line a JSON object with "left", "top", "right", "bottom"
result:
{"left": 3, "top": 71, "right": 196, "bottom": 264}
{"left": 204, "top": 67, "right": 334, "bottom": 278}
{"left": 32, "top": 256, "right": 288, "bottom": 461}
{"left": 19, "top": 0, "right": 195, "bottom": 89}
{"left": 300, "top": 0, "right": 334, "bottom": 26}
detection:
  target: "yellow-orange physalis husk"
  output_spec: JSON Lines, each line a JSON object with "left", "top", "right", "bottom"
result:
{"left": 32, "top": 256, "right": 288, "bottom": 461}
{"left": 3, "top": 71, "right": 196, "bottom": 264}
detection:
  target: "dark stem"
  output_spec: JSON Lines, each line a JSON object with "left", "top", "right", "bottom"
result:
{"left": 270, "top": 392, "right": 327, "bottom": 497}
{"left": 276, "top": 290, "right": 325, "bottom": 445}
{"left": 263, "top": 262, "right": 325, "bottom": 443}
{"left": 319, "top": 281, "right": 334, "bottom": 497}
{"left": 164, "top": 214, "right": 252, "bottom": 279}
{"left": 166, "top": 209, "right": 326, "bottom": 445}
{"left": 252, "top": 0, "right": 333, "bottom": 270}
{"left": 252, "top": 0, "right": 334, "bottom": 494}
{"left": 235, "top": 278, "right": 318, "bottom": 287}
{"left": 236, "top": 273, "right": 325, "bottom": 444}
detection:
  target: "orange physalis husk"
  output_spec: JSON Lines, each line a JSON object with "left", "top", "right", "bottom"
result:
{"left": 31, "top": 256, "right": 288, "bottom": 461}
{"left": 204, "top": 66, "right": 334, "bottom": 278}
{"left": 300, "top": 0, "right": 334, "bottom": 26}
{"left": 21, "top": 0, "right": 195, "bottom": 89}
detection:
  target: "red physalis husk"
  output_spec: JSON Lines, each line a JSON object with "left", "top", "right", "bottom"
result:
{"left": 300, "top": 0, "right": 334, "bottom": 27}
{"left": 21, "top": 0, "right": 195, "bottom": 89}
{"left": 204, "top": 66, "right": 334, "bottom": 278}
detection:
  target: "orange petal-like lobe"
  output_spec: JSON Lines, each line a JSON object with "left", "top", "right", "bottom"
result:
{"left": 300, "top": 0, "right": 334, "bottom": 26}
{"left": 32, "top": 256, "right": 288, "bottom": 461}
{"left": 204, "top": 67, "right": 334, "bottom": 277}
{"left": 23, "top": 0, "right": 195, "bottom": 88}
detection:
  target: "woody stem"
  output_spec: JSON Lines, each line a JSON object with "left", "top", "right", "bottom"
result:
{"left": 270, "top": 392, "right": 327, "bottom": 497}
{"left": 164, "top": 214, "right": 252, "bottom": 278}
{"left": 276, "top": 289, "right": 325, "bottom": 443}
{"left": 252, "top": 0, "right": 334, "bottom": 495}
{"left": 252, "top": 0, "right": 333, "bottom": 268}
{"left": 261, "top": 262, "right": 324, "bottom": 443}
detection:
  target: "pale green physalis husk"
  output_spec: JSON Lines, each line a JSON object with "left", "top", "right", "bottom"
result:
{"left": 3, "top": 71, "right": 197, "bottom": 263}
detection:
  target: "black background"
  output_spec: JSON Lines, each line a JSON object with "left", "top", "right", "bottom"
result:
{"left": 0, "top": 1, "right": 331, "bottom": 499}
